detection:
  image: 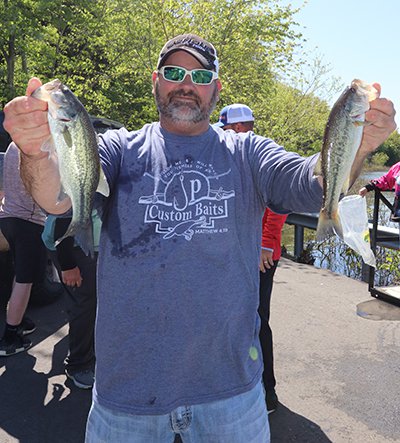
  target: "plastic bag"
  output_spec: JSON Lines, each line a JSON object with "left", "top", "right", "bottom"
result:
{"left": 338, "top": 195, "right": 376, "bottom": 267}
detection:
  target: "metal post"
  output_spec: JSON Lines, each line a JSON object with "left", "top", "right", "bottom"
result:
{"left": 368, "top": 191, "right": 380, "bottom": 291}
{"left": 294, "top": 225, "right": 304, "bottom": 259}
{"left": 361, "top": 262, "right": 369, "bottom": 283}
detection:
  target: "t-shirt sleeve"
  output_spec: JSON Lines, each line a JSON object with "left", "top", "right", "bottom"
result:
{"left": 248, "top": 135, "right": 323, "bottom": 214}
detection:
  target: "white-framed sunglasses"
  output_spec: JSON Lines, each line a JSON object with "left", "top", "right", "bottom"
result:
{"left": 158, "top": 65, "right": 218, "bottom": 85}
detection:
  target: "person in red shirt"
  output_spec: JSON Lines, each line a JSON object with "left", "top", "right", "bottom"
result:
{"left": 258, "top": 208, "right": 287, "bottom": 413}
{"left": 215, "top": 104, "right": 287, "bottom": 413}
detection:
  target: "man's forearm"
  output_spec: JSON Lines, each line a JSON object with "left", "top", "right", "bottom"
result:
{"left": 19, "top": 147, "right": 71, "bottom": 214}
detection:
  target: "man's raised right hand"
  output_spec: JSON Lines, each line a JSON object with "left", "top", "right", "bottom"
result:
{"left": 3, "top": 77, "right": 49, "bottom": 157}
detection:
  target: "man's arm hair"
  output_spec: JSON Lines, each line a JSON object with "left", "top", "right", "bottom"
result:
{"left": 19, "top": 148, "right": 71, "bottom": 214}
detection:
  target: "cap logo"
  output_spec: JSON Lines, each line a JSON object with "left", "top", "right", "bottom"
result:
{"left": 158, "top": 34, "right": 219, "bottom": 73}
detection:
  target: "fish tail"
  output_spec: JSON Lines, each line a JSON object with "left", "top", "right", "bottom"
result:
{"left": 55, "top": 220, "right": 95, "bottom": 258}
{"left": 316, "top": 208, "right": 343, "bottom": 241}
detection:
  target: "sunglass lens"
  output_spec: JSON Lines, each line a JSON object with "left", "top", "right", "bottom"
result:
{"left": 163, "top": 67, "right": 185, "bottom": 82}
{"left": 192, "top": 70, "right": 213, "bottom": 84}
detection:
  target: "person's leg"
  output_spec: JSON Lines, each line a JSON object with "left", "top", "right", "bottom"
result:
{"left": 48, "top": 247, "right": 97, "bottom": 388}
{"left": 64, "top": 248, "right": 97, "bottom": 388}
{"left": 258, "top": 260, "right": 279, "bottom": 413}
{"left": 181, "top": 381, "right": 269, "bottom": 443}
{"left": 7, "top": 219, "right": 46, "bottom": 319}
{"left": 0, "top": 218, "right": 45, "bottom": 356}
{"left": 85, "top": 400, "right": 176, "bottom": 443}
{"left": 258, "top": 261, "right": 278, "bottom": 391}
{"left": 6, "top": 280, "right": 32, "bottom": 325}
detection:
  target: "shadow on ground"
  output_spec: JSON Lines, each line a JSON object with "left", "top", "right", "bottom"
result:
{"left": 0, "top": 293, "right": 92, "bottom": 443}
{"left": 269, "top": 403, "right": 332, "bottom": 442}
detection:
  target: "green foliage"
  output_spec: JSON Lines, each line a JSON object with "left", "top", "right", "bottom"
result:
{"left": 370, "top": 151, "right": 389, "bottom": 167}
{"left": 375, "top": 130, "right": 400, "bottom": 166}
{"left": 255, "top": 82, "right": 330, "bottom": 154}
{"left": 374, "top": 246, "right": 400, "bottom": 286}
{"left": 0, "top": 0, "right": 338, "bottom": 155}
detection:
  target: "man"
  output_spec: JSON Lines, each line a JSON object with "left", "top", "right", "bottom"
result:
{"left": 214, "top": 103, "right": 255, "bottom": 132}
{"left": 215, "top": 103, "right": 287, "bottom": 414}
{"left": 3, "top": 34, "right": 396, "bottom": 442}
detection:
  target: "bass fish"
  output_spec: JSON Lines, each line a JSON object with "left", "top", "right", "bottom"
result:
{"left": 32, "top": 79, "right": 109, "bottom": 256}
{"left": 316, "top": 79, "right": 378, "bottom": 241}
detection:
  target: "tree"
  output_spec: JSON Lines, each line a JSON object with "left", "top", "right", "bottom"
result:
{"left": 0, "top": 0, "right": 41, "bottom": 105}
{"left": 374, "top": 130, "right": 400, "bottom": 166}
{"left": 0, "top": 0, "right": 336, "bottom": 156}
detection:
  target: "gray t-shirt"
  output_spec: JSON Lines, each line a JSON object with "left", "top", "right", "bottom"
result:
{"left": 0, "top": 143, "right": 45, "bottom": 225}
{"left": 94, "top": 122, "right": 322, "bottom": 414}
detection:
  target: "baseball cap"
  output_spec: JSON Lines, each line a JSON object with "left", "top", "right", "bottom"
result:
{"left": 157, "top": 34, "right": 219, "bottom": 73}
{"left": 213, "top": 104, "right": 254, "bottom": 128}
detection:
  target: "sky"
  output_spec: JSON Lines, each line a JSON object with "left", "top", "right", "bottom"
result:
{"left": 282, "top": 0, "right": 399, "bottom": 126}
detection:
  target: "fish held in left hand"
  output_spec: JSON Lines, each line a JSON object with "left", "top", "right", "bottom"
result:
{"left": 32, "top": 79, "right": 109, "bottom": 256}
{"left": 315, "top": 79, "right": 378, "bottom": 241}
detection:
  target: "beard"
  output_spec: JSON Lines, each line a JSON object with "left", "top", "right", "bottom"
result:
{"left": 155, "top": 82, "right": 219, "bottom": 124}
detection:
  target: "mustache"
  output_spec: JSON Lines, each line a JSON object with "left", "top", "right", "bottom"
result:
{"left": 168, "top": 89, "right": 200, "bottom": 106}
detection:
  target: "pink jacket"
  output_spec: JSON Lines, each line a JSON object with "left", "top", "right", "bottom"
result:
{"left": 370, "top": 162, "right": 400, "bottom": 195}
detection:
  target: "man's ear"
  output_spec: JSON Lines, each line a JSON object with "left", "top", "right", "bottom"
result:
{"left": 216, "top": 79, "right": 222, "bottom": 92}
{"left": 151, "top": 71, "right": 158, "bottom": 95}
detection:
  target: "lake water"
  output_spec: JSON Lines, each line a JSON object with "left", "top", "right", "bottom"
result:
{"left": 281, "top": 169, "right": 400, "bottom": 286}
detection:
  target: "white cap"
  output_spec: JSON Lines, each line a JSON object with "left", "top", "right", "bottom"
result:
{"left": 214, "top": 104, "right": 254, "bottom": 127}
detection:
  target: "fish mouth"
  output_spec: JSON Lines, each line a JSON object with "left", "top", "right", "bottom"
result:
{"left": 351, "top": 79, "right": 378, "bottom": 102}
{"left": 32, "top": 79, "right": 62, "bottom": 102}
{"left": 43, "top": 79, "right": 62, "bottom": 92}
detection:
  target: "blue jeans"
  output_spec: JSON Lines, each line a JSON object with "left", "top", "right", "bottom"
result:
{"left": 85, "top": 381, "right": 270, "bottom": 442}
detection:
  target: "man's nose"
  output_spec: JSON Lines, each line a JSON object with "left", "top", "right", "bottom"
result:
{"left": 181, "top": 72, "right": 194, "bottom": 86}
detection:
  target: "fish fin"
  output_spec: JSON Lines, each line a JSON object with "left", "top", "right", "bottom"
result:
{"left": 341, "top": 176, "right": 350, "bottom": 195}
{"left": 353, "top": 120, "right": 372, "bottom": 127}
{"left": 55, "top": 221, "right": 95, "bottom": 258}
{"left": 61, "top": 127, "right": 73, "bottom": 148}
{"left": 96, "top": 167, "right": 110, "bottom": 197}
{"left": 57, "top": 184, "right": 69, "bottom": 202}
{"left": 313, "top": 154, "right": 322, "bottom": 176}
{"left": 316, "top": 208, "right": 343, "bottom": 241}
{"left": 74, "top": 222, "right": 95, "bottom": 258}
{"left": 40, "top": 137, "right": 56, "bottom": 155}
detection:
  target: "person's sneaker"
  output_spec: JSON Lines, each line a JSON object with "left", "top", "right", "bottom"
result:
{"left": 0, "top": 335, "right": 32, "bottom": 357}
{"left": 65, "top": 369, "right": 94, "bottom": 389}
{"left": 266, "top": 388, "right": 279, "bottom": 414}
{"left": 17, "top": 316, "right": 36, "bottom": 336}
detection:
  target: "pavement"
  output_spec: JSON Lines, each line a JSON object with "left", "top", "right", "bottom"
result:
{"left": 0, "top": 258, "right": 399, "bottom": 442}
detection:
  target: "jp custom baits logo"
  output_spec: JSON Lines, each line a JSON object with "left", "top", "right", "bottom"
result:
{"left": 139, "top": 161, "right": 234, "bottom": 240}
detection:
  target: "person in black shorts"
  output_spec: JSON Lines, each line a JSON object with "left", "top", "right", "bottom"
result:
{"left": 0, "top": 144, "right": 47, "bottom": 356}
